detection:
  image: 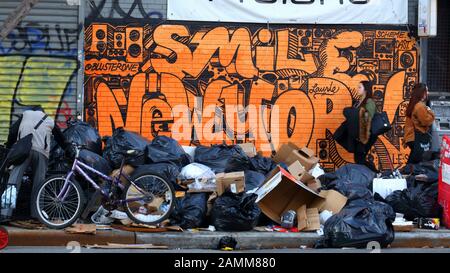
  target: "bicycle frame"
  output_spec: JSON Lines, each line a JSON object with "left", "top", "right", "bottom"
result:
{"left": 56, "top": 153, "right": 148, "bottom": 205}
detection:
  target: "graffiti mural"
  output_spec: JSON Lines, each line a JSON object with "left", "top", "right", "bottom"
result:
{"left": 84, "top": 21, "right": 419, "bottom": 171}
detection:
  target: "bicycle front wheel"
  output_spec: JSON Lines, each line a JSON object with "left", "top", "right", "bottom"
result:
{"left": 123, "top": 171, "right": 175, "bottom": 225}
{"left": 32, "top": 176, "right": 85, "bottom": 229}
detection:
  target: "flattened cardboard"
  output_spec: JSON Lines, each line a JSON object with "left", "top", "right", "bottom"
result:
{"left": 255, "top": 166, "right": 347, "bottom": 224}
{"left": 216, "top": 171, "right": 245, "bottom": 195}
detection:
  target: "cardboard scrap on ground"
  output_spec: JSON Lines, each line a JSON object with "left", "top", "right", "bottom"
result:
{"left": 65, "top": 224, "right": 97, "bottom": 235}
{"left": 85, "top": 243, "right": 168, "bottom": 249}
{"left": 112, "top": 223, "right": 183, "bottom": 233}
{"left": 8, "top": 220, "right": 46, "bottom": 230}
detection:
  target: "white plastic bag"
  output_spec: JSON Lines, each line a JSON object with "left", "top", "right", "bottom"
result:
{"left": 179, "top": 163, "right": 216, "bottom": 181}
{"left": 1, "top": 186, "right": 17, "bottom": 209}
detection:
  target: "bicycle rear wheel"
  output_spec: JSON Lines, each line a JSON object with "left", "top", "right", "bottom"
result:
{"left": 32, "top": 176, "right": 85, "bottom": 229}
{"left": 123, "top": 170, "right": 175, "bottom": 225}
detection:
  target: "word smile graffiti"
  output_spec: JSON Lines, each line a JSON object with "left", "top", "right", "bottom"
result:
{"left": 85, "top": 21, "right": 418, "bottom": 170}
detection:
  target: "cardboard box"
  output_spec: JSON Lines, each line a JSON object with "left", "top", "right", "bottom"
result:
{"left": 255, "top": 167, "right": 347, "bottom": 224}
{"left": 306, "top": 179, "right": 322, "bottom": 193}
{"left": 273, "top": 142, "right": 319, "bottom": 171}
{"left": 238, "top": 143, "right": 257, "bottom": 158}
{"left": 288, "top": 161, "right": 315, "bottom": 184}
{"left": 297, "top": 205, "right": 321, "bottom": 231}
{"left": 216, "top": 171, "right": 245, "bottom": 195}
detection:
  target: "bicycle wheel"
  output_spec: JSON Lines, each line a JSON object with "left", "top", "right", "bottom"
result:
{"left": 123, "top": 170, "right": 175, "bottom": 225}
{"left": 32, "top": 175, "right": 85, "bottom": 229}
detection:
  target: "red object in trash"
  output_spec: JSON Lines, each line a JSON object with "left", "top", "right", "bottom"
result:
{"left": 439, "top": 135, "right": 450, "bottom": 228}
{"left": 0, "top": 226, "right": 8, "bottom": 250}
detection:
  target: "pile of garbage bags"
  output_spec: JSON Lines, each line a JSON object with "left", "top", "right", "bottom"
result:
{"left": 383, "top": 160, "right": 441, "bottom": 221}
{"left": 317, "top": 199, "right": 395, "bottom": 248}
{"left": 316, "top": 165, "right": 396, "bottom": 248}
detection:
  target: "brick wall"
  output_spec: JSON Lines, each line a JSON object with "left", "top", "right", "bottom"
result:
{"left": 84, "top": 20, "right": 419, "bottom": 171}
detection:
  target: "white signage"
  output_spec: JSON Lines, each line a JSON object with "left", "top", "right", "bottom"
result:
{"left": 168, "top": 0, "right": 408, "bottom": 24}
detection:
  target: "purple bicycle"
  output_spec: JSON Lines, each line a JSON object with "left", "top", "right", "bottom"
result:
{"left": 32, "top": 144, "right": 175, "bottom": 229}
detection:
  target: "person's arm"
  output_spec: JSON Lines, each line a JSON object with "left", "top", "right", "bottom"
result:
{"left": 52, "top": 124, "right": 69, "bottom": 150}
{"left": 5, "top": 115, "right": 22, "bottom": 148}
{"left": 365, "top": 99, "right": 376, "bottom": 120}
{"left": 414, "top": 103, "right": 435, "bottom": 127}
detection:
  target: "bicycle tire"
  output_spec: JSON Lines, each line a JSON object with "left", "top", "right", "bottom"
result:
{"left": 122, "top": 170, "right": 176, "bottom": 225}
{"left": 32, "top": 175, "right": 86, "bottom": 229}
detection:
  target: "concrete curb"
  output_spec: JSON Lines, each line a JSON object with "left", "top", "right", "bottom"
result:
{"left": 4, "top": 226, "right": 450, "bottom": 249}
{"left": 135, "top": 231, "right": 319, "bottom": 250}
{"left": 6, "top": 227, "right": 135, "bottom": 246}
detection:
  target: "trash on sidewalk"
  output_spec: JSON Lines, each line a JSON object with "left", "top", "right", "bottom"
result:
{"left": 194, "top": 145, "right": 247, "bottom": 173}
{"left": 112, "top": 223, "right": 183, "bottom": 233}
{"left": 244, "top": 170, "right": 265, "bottom": 192}
{"left": 280, "top": 210, "right": 296, "bottom": 229}
{"left": 273, "top": 143, "right": 319, "bottom": 171}
{"left": 316, "top": 199, "right": 396, "bottom": 248}
{"left": 178, "top": 163, "right": 216, "bottom": 193}
{"left": 385, "top": 182, "right": 440, "bottom": 221}
{"left": 417, "top": 218, "right": 440, "bottom": 230}
{"left": 218, "top": 236, "right": 237, "bottom": 251}
{"left": 216, "top": 171, "right": 245, "bottom": 196}
{"left": 170, "top": 192, "right": 208, "bottom": 229}
{"left": 110, "top": 165, "right": 135, "bottom": 184}
{"left": 254, "top": 166, "right": 347, "bottom": 231}
{"left": 318, "top": 164, "right": 375, "bottom": 201}
{"left": 103, "top": 127, "right": 150, "bottom": 169}
{"left": 65, "top": 224, "right": 97, "bottom": 235}
{"left": 49, "top": 120, "right": 102, "bottom": 172}
{"left": 439, "top": 135, "right": 450, "bottom": 228}
{"left": 211, "top": 192, "right": 260, "bottom": 231}
{"left": 8, "top": 220, "right": 46, "bottom": 230}
{"left": 248, "top": 155, "right": 277, "bottom": 176}
{"left": 85, "top": 243, "right": 168, "bottom": 249}
{"left": 372, "top": 177, "right": 407, "bottom": 199}
{"left": 146, "top": 136, "right": 192, "bottom": 169}
{"left": 392, "top": 213, "right": 414, "bottom": 232}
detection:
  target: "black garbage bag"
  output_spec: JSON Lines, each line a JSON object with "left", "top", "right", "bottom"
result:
{"left": 211, "top": 192, "right": 261, "bottom": 231}
{"left": 244, "top": 170, "right": 265, "bottom": 191}
{"left": 79, "top": 149, "right": 112, "bottom": 176}
{"left": 48, "top": 121, "right": 102, "bottom": 173}
{"left": 225, "top": 153, "right": 251, "bottom": 173}
{"left": 249, "top": 155, "right": 277, "bottom": 176}
{"left": 317, "top": 199, "right": 395, "bottom": 248}
{"left": 133, "top": 163, "right": 183, "bottom": 191}
{"left": 146, "top": 136, "right": 192, "bottom": 170}
{"left": 64, "top": 120, "right": 102, "bottom": 154}
{"left": 194, "top": 145, "right": 247, "bottom": 173}
{"left": 318, "top": 164, "right": 376, "bottom": 189}
{"left": 327, "top": 181, "right": 373, "bottom": 202}
{"left": 385, "top": 182, "right": 441, "bottom": 220}
{"left": 411, "top": 159, "right": 440, "bottom": 183}
{"left": 170, "top": 193, "right": 208, "bottom": 229}
{"left": 103, "top": 128, "right": 150, "bottom": 169}
{"left": 48, "top": 140, "right": 71, "bottom": 173}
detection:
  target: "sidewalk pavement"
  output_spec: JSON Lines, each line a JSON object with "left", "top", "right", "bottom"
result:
{"left": 3, "top": 225, "right": 450, "bottom": 250}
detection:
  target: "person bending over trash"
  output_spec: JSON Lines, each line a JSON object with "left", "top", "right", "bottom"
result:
{"left": 1, "top": 105, "right": 74, "bottom": 221}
